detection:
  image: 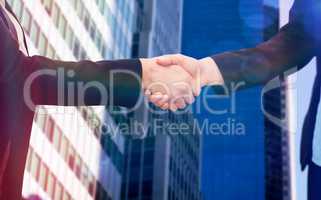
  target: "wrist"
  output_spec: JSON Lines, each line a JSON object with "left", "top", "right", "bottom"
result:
{"left": 199, "top": 57, "right": 224, "bottom": 87}
{"left": 140, "top": 58, "right": 150, "bottom": 89}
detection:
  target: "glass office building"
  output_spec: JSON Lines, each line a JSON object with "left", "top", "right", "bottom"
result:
{"left": 121, "top": 0, "right": 203, "bottom": 200}
{"left": 6, "top": 0, "right": 202, "bottom": 199}
{"left": 262, "top": 1, "right": 293, "bottom": 200}
{"left": 131, "top": 0, "right": 182, "bottom": 58}
{"left": 182, "top": 0, "right": 296, "bottom": 200}
{"left": 182, "top": 0, "right": 266, "bottom": 199}
{"left": 6, "top": 0, "right": 138, "bottom": 199}
{"left": 279, "top": 0, "right": 316, "bottom": 200}
{"left": 120, "top": 110, "right": 202, "bottom": 200}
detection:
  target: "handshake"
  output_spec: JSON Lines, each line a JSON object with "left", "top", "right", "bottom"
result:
{"left": 140, "top": 54, "right": 224, "bottom": 111}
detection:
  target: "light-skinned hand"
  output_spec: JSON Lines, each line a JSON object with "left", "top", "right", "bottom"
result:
{"left": 148, "top": 54, "right": 224, "bottom": 110}
{"left": 140, "top": 58, "right": 196, "bottom": 111}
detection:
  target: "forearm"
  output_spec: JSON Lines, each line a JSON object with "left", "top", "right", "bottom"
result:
{"left": 25, "top": 56, "right": 142, "bottom": 107}
{"left": 0, "top": 16, "right": 143, "bottom": 108}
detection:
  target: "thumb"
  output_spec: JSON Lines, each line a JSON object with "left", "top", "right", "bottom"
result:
{"left": 156, "top": 55, "right": 181, "bottom": 66}
{"left": 192, "top": 81, "right": 201, "bottom": 97}
{"left": 158, "top": 55, "right": 199, "bottom": 78}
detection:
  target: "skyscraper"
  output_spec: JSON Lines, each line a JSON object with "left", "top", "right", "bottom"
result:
{"left": 278, "top": 1, "right": 315, "bottom": 200}
{"left": 132, "top": 0, "right": 182, "bottom": 58}
{"left": 119, "top": 110, "right": 202, "bottom": 200}
{"left": 120, "top": 0, "right": 203, "bottom": 200}
{"left": 6, "top": 0, "right": 138, "bottom": 199}
{"left": 262, "top": 1, "right": 293, "bottom": 200}
{"left": 182, "top": 0, "right": 266, "bottom": 199}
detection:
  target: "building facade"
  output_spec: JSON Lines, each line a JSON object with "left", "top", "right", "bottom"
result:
{"left": 121, "top": 0, "right": 203, "bottom": 200}
{"left": 262, "top": 1, "right": 293, "bottom": 200}
{"left": 6, "top": 0, "right": 202, "bottom": 199}
{"left": 120, "top": 109, "right": 202, "bottom": 200}
{"left": 182, "top": 0, "right": 266, "bottom": 199}
{"left": 6, "top": 0, "right": 138, "bottom": 199}
{"left": 132, "top": 0, "right": 182, "bottom": 58}
{"left": 280, "top": 0, "right": 315, "bottom": 200}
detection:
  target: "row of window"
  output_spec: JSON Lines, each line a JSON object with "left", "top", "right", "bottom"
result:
{"left": 65, "top": 0, "right": 109, "bottom": 58}
{"left": 168, "top": 156, "right": 199, "bottom": 200}
{"left": 94, "top": 0, "right": 134, "bottom": 58}
{"left": 8, "top": 0, "right": 133, "bottom": 59}
{"left": 170, "top": 133, "right": 199, "bottom": 169}
{"left": 120, "top": 137, "right": 155, "bottom": 199}
{"left": 33, "top": 112, "right": 109, "bottom": 198}
{"left": 7, "top": 0, "right": 57, "bottom": 59}
{"left": 39, "top": 0, "right": 89, "bottom": 60}
{"left": 26, "top": 147, "right": 73, "bottom": 200}
{"left": 78, "top": 107, "right": 102, "bottom": 139}
{"left": 78, "top": 107, "right": 124, "bottom": 173}
{"left": 7, "top": 0, "right": 87, "bottom": 60}
{"left": 97, "top": 0, "right": 134, "bottom": 32}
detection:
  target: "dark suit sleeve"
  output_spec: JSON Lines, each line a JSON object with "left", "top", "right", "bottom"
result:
{"left": 211, "top": 0, "right": 317, "bottom": 86}
{"left": 0, "top": 15, "right": 142, "bottom": 109}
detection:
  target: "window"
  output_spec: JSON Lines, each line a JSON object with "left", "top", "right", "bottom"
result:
{"left": 26, "top": 148, "right": 33, "bottom": 172}
{"left": 62, "top": 191, "right": 71, "bottom": 200}
{"left": 54, "top": 182, "right": 63, "bottom": 200}
{"left": 69, "top": 0, "right": 77, "bottom": 9}
{"left": 38, "top": 162, "right": 48, "bottom": 189}
{"left": 33, "top": 109, "right": 39, "bottom": 122}
{"left": 95, "top": 33, "right": 102, "bottom": 49}
{"left": 65, "top": 27, "right": 74, "bottom": 48}
{"left": 38, "top": 33, "right": 48, "bottom": 56}
{"left": 76, "top": 1, "right": 84, "bottom": 19}
{"left": 83, "top": 13, "right": 90, "bottom": 30}
{"left": 30, "top": 21, "right": 40, "bottom": 46}
{"left": 46, "top": 117, "right": 55, "bottom": 141}
{"left": 81, "top": 165, "right": 90, "bottom": 188}
{"left": 89, "top": 22, "right": 96, "bottom": 40}
{"left": 74, "top": 155, "right": 81, "bottom": 178}
{"left": 36, "top": 113, "right": 47, "bottom": 131}
{"left": 46, "top": 45, "right": 55, "bottom": 58}
{"left": 58, "top": 16, "right": 67, "bottom": 38}
{"left": 95, "top": 182, "right": 107, "bottom": 200}
{"left": 21, "top": 8, "right": 32, "bottom": 33}
{"left": 30, "top": 152, "right": 40, "bottom": 179}
{"left": 68, "top": 147, "right": 75, "bottom": 169}
{"left": 53, "top": 126, "right": 61, "bottom": 150}
{"left": 80, "top": 50, "right": 87, "bottom": 60}
{"left": 73, "top": 40, "right": 80, "bottom": 58}
{"left": 6, "top": 0, "right": 14, "bottom": 6}
{"left": 88, "top": 174, "right": 96, "bottom": 197}
{"left": 43, "top": 0, "right": 53, "bottom": 14}
{"left": 12, "top": 0, "right": 23, "bottom": 19}
{"left": 104, "top": 5, "right": 111, "bottom": 25}
{"left": 101, "top": 44, "right": 106, "bottom": 58}
{"left": 52, "top": 3, "right": 60, "bottom": 26}
{"left": 60, "top": 136, "right": 69, "bottom": 161}
{"left": 125, "top": 4, "right": 131, "bottom": 26}
{"left": 99, "top": 0, "right": 106, "bottom": 13}
{"left": 46, "top": 172, "right": 56, "bottom": 198}
{"left": 142, "top": 180, "right": 153, "bottom": 196}
{"left": 111, "top": 15, "right": 116, "bottom": 35}
{"left": 125, "top": 44, "right": 130, "bottom": 58}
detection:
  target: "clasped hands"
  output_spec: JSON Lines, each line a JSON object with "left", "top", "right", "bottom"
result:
{"left": 140, "top": 54, "right": 223, "bottom": 111}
